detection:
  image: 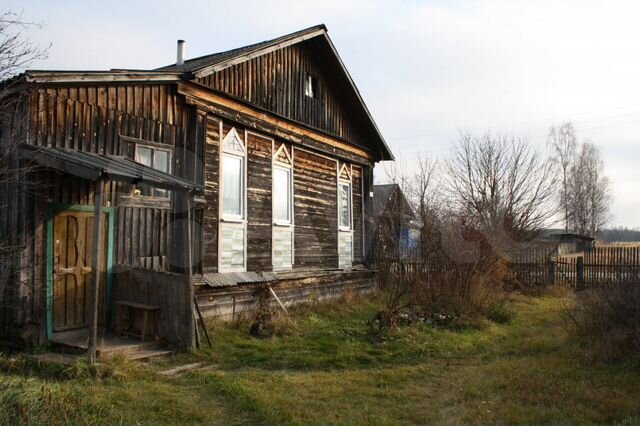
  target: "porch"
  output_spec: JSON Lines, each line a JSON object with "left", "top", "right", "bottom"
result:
{"left": 20, "top": 144, "right": 204, "bottom": 362}
{"left": 50, "top": 328, "right": 172, "bottom": 360}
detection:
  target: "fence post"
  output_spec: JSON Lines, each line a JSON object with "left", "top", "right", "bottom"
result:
{"left": 548, "top": 261, "right": 556, "bottom": 285}
{"left": 577, "top": 256, "right": 584, "bottom": 288}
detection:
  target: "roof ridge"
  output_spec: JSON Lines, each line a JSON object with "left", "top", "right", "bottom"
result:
{"left": 155, "top": 24, "right": 326, "bottom": 71}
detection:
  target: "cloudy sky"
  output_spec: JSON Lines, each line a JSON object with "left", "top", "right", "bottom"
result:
{"left": 7, "top": 0, "right": 640, "bottom": 227}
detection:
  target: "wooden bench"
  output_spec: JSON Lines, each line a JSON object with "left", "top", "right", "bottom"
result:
{"left": 115, "top": 301, "right": 160, "bottom": 342}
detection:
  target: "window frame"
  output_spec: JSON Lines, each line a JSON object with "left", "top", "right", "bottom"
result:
{"left": 337, "top": 163, "right": 354, "bottom": 269}
{"left": 218, "top": 126, "right": 249, "bottom": 274}
{"left": 131, "top": 141, "right": 173, "bottom": 199}
{"left": 220, "top": 127, "right": 247, "bottom": 223}
{"left": 272, "top": 142, "right": 295, "bottom": 270}
{"left": 338, "top": 179, "right": 353, "bottom": 231}
{"left": 304, "top": 74, "right": 317, "bottom": 99}
{"left": 272, "top": 164, "right": 293, "bottom": 226}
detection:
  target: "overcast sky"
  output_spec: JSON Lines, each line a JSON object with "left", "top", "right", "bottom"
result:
{"left": 7, "top": 0, "right": 640, "bottom": 227}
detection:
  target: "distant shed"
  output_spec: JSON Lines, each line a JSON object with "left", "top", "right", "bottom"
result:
{"left": 546, "top": 233, "right": 595, "bottom": 255}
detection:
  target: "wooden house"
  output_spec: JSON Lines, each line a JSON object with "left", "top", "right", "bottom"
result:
{"left": 0, "top": 25, "right": 393, "bottom": 353}
{"left": 372, "top": 184, "right": 420, "bottom": 258}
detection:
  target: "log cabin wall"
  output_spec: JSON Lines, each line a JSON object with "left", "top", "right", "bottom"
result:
{"left": 292, "top": 148, "right": 338, "bottom": 269}
{"left": 245, "top": 130, "right": 273, "bottom": 271}
{"left": 201, "top": 114, "right": 366, "bottom": 273}
{"left": 196, "top": 42, "right": 369, "bottom": 151}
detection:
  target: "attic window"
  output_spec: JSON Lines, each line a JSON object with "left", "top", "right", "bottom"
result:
{"left": 305, "top": 74, "right": 317, "bottom": 98}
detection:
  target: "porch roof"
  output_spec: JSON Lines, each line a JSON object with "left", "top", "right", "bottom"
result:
{"left": 20, "top": 144, "right": 204, "bottom": 194}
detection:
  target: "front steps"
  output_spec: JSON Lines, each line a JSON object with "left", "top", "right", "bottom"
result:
{"left": 49, "top": 328, "right": 172, "bottom": 360}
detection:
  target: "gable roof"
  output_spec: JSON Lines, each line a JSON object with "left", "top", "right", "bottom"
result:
{"left": 157, "top": 25, "right": 327, "bottom": 76}
{"left": 21, "top": 25, "right": 394, "bottom": 162}
{"left": 158, "top": 25, "right": 394, "bottom": 161}
{"left": 372, "top": 184, "right": 417, "bottom": 221}
{"left": 373, "top": 184, "right": 398, "bottom": 216}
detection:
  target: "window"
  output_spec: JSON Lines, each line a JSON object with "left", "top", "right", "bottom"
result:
{"left": 273, "top": 166, "right": 292, "bottom": 223}
{"left": 134, "top": 144, "right": 171, "bottom": 197}
{"left": 222, "top": 154, "right": 244, "bottom": 217}
{"left": 339, "top": 181, "right": 352, "bottom": 230}
{"left": 221, "top": 128, "right": 246, "bottom": 220}
{"left": 304, "top": 74, "right": 317, "bottom": 98}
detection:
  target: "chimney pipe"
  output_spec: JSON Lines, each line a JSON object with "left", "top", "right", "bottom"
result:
{"left": 176, "top": 40, "right": 186, "bottom": 66}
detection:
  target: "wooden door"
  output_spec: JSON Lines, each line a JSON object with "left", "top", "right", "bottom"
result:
{"left": 52, "top": 210, "right": 108, "bottom": 332}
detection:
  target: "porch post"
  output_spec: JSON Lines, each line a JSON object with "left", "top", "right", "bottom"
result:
{"left": 186, "top": 192, "right": 196, "bottom": 348}
{"left": 88, "top": 177, "right": 105, "bottom": 364}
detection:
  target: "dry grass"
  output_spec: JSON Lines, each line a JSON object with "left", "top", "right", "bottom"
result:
{"left": 0, "top": 292, "right": 639, "bottom": 425}
{"left": 564, "top": 284, "right": 640, "bottom": 362}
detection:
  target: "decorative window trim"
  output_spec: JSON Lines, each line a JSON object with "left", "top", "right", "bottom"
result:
{"left": 272, "top": 142, "right": 294, "bottom": 226}
{"left": 218, "top": 125, "right": 248, "bottom": 273}
{"left": 338, "top": 163, "right": 353, "bottom": 232}
{"left": 218, "top": 221, "right": 247, "bottom": 273}
{"left": 220, "top": 127, "right": 247, "bottom": 223}
{"left": 272, "top": 142, "right": 295, "bottom": 270}
{"left": 337, "top": 162, "right": 354, "bottom": 269}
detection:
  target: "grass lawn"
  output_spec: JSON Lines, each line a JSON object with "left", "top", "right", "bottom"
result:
{"left": 1, "top": 291, "right": 640, "bottom": 425}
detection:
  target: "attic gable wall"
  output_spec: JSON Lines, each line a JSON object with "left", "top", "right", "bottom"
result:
{"left": 195, "top": 42, "right": 369, "bottom": 150}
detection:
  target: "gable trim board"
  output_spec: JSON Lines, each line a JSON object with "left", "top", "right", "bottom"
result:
{"left": 179, "top": 82, "right": 374, "bottom": 165}
{"left": 157, "top": 25, "right": 393, "bottom": 162}
{"left": 192, "top": 29, "right": 327, "bottom": 79}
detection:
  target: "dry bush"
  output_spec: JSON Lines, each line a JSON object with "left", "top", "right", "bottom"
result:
{"left": 565, "top": 284, "right": 640, "bottom": 362}
{"left": 414, "top": 258, "right": 508, "bottom": 322}
{"left": 375, "top": 241, "right": 510, "bottom": 330}
{"left": 249, "top": 284, "right": 275, "bottom": 338}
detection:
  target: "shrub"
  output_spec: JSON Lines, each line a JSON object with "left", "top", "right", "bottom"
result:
{"left": 249, "top": 284, "right": 275, "bottom": 338}
{"left": 565, "top": 284, "right": 640, "bottom": 362}
{"left": 486, "top": 301, "right": 514, "bottom": 324}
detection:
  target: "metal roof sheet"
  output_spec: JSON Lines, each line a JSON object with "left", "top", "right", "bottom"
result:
{"left": 19, "top": 144, "right": 203, "bottom": 194}
{"left": 203, "top": 272, "right": 277, "bottom": 288}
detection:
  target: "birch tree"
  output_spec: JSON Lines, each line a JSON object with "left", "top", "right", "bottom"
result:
{"left": 548, "top": 122, "right": 577, "bottom": 232}
{"left": 567, "top": 142, "right": 611, "bottom": 236}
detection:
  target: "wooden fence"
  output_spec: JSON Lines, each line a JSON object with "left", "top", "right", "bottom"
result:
{"left": 382, "top": 245, "right": 640, "bottom": 289}
{"left": 556, "top": 247, "right": 640, "bottom": 287}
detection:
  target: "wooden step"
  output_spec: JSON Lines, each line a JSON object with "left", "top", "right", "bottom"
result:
{"left": 126, "top": 349, "right": 174, "bottom": 361}
{"left": 50, "top": 329, "right": 171, "bottom": 360}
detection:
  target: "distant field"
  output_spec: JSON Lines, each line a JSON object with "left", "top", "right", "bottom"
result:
{"left": 596, "top": 242, "right": 640, "bottom": 248}
{"left": 1, "top": 292, "right": 640, "bottom": 425}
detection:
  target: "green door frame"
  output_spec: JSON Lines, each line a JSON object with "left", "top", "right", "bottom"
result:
{"left": 46, "top": 203, "right": 115, "bottom": 339}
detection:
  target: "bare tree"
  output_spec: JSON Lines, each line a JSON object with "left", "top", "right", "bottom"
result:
{"left": 548, "top": 122, "right": 577, "bottom": 232}
{"left": 410, "top": 155, "right": 441, "bottom": 257}
{"left": 445, "top": 131, "right": 556, "bottom": 250}
{"left": 566, "top": 142, "right": 611, "bottom": 236}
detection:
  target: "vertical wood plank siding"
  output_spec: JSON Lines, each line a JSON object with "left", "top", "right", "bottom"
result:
{"left": 27, "top": 85, "right": 200, "bottom": 272}
{"left": 292, "top": 148, "right": 338, "bottom": 269}
{"left": 196, "top": 43, "right": 368, "bottom": 149}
